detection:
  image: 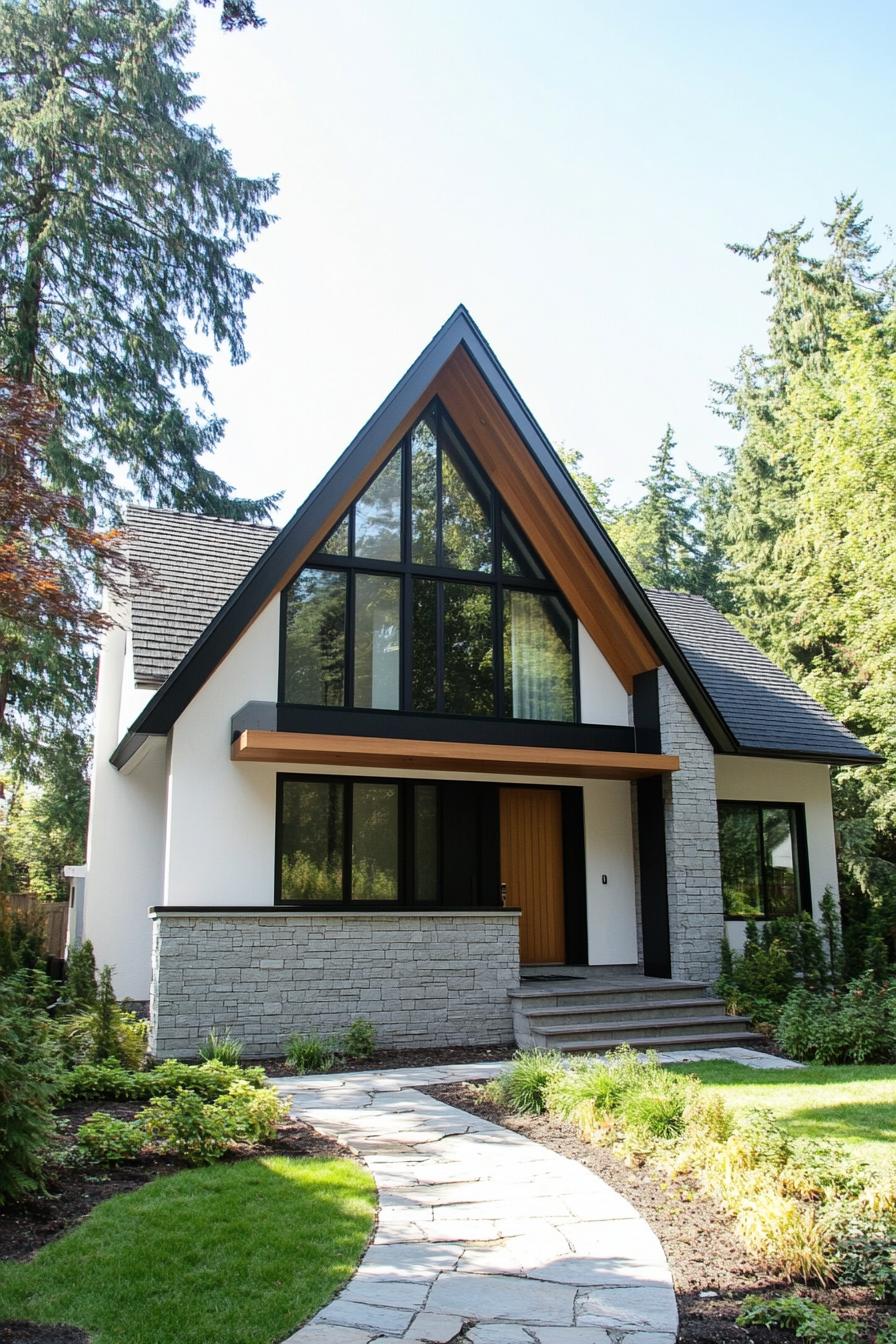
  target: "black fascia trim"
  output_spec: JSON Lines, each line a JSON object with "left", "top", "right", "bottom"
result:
{"left": 719, "top": 744, "right": 884, "bottom": 768}
{"left": 124, "top": 303, "right": 762, "bottom": 757}
{"left": 230, "top": 701, "right": 636, "bottom": 753}
{"left": 109, "top": 730, "right": 152, "bottom": 770}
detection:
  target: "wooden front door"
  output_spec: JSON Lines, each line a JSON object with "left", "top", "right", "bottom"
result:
{"left": 499, "top": 787, "right": 565, "bottom": 965}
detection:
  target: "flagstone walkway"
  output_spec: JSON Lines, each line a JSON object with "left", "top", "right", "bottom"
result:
{"left": 278, "top": 1061, "right": 680, "bottom": 1344}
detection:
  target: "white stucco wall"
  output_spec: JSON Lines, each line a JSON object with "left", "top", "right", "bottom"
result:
{"left": 577, "top": 622, "right": 630, "bottom": 726}
{"left": 83, "top": 611, "right": 166, "bottom": 1000}
{"left": 715, "top": 755, "right": 839, "bottom": 952}
{"left": 163, "top": 599, "right": 280, "bottom": 905}
{"left": 583, "top": 780, "right": 639, "bottom": 965}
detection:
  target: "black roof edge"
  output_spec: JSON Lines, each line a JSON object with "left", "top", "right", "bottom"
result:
{"left": 119, "top": 304, "right": 745, "bottom": 758}
{"left": 109, "top": 730, "right": 151, "bottom": 771}
{"left": 730, "top": 744, "right": 883, "bottom": 768}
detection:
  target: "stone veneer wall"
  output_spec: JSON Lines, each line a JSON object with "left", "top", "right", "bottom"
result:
{"left": 149, "top": 908, "right": 520, "bottom": 1059}
{"left": 657, "top": 668, "right": 725, "bottom": 982}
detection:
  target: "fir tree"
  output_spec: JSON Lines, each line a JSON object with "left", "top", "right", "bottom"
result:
{"left": 610, "top": 426, "right": 705, "bottom": 593}
{"left": 0, "top": 0, "right": 279, "bottom": 518}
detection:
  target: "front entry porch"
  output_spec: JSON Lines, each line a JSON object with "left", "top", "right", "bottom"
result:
{"left": 510, "top": 966, "right": 761, "bottom": 1053}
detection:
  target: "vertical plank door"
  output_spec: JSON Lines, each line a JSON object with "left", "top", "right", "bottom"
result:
{"left": 499, "top": 787, "right": 565, "bottom": 965}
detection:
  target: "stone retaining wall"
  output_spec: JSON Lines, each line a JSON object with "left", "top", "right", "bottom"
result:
{"left": 149, "top": 908, "right": 520, "bottom": 1059}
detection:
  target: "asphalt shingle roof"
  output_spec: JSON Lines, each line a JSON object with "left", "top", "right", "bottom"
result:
{"left": 125, "top": 506, "right": 877, "bottom": 763}
{"left": 128, "top": 506, "right": 277, "bottom": 685}
{"left": 647, "top": 588, "right": 877, "bottom": 763}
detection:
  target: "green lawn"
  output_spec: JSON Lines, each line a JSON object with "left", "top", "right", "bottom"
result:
{"left": 0, "top": 1156, "right": 376, "bottom": 1344}
{"left": 668, "top": 1061, "right": 896, "bottom": 1170}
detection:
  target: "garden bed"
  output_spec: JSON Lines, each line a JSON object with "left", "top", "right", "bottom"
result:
{"left": 428, "top": 1080, "right": 894, "bottom": 1344}
{"left": 255, "top": 1041, "right": 515, "bottom": 1075}
{"left": 0, "top": 1100, "right": 348, "bottom": 1262}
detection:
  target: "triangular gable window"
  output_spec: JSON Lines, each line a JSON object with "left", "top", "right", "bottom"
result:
{"left": 284, "top": 399, "right": 578, "bottom": 723}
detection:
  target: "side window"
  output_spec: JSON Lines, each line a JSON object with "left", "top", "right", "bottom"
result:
{"left": 718, "top": 801, "right": 806, "bottom": 919}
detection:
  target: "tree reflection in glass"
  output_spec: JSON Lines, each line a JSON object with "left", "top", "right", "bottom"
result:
{"left": 443, "top": 582, "right": 494, "bottom": 714}
{"left": 355, "top": 448, "right": 402, "bottom": 561}
{"left": 352, "top": 783, "right": 399, "bottom": 900}
{"left": 503, "top": 590, "right": 574, "bottom": 721}
{"left": 283, "top": 568, "right": 346, "bottom": 705}
{"left": 280, "top": 779, "right": 344, "bottom": 901}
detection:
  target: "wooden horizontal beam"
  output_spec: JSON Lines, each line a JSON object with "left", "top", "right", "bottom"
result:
{"left": 231, "top": 730, "right": 679, "bottom": 780}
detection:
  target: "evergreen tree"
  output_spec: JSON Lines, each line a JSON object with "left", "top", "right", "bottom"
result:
{"left": 0, "top": 0, "right": 278, "bottom": 518}
{"left": 557, "top": 444, "right": 615, "bottom": 519}
{"left": 610, "top": 426, "right": 706, "bottom": 593}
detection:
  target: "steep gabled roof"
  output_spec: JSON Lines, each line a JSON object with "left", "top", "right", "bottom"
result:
{"left": 128, "top": 507, "right": 277, "bottom": 685}
{"left": 647, "top": 590, "right": 878, "bottom": 765}
{"left": 116, "top": 305, "right": 879, "bottom": 768}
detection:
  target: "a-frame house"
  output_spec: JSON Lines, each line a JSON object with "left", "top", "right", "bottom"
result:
{"left": 79, "top": 308, "right": 878, "bottom": 1057}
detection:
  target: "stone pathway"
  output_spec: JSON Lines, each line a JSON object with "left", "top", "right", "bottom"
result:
{"left": 277, "top": 1047, "right": 798, "bottom": 1344}
{"left": 278, "top": 1061, "right": 678, "bottom": 1344}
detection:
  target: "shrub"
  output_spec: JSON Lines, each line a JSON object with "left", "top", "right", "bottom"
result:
{"left": 341, "top": 1018, "right": 375, "bottom": 1059}
{"left": 725, "top": 1106, "right": 793, "bottom": 1175}
{"left": 214, "top": 1080, "right": 287, "bottom": 1144}
{"left": 544, "top": 1057, "right": 621, "bottom": 1121}
{"left": 139, "top": 1091, "right": 231, "bottom": 1165}
{"left": 62, "top": 966, "right": 147, "bottom": 1069}
{"left": 826, "top": 1207, "right": 896, "bottom": 1301}
{"left": 0, "top": 970, "right": 60, "bottom": 1203}
{"left": 56, "top": 1060, "right": 138, "bottom": 1105}
{"left": 776, "top": 974, "right": 896, "bottom": 1064}
{"left": 736, "top": 1295, "right": 858, "bottom": 1343}
{"left": 489, "top": 1050, "right": 563, "bottom": 1114}
{"left": 198, "top": 1027, "right": 243, "bottom": 1066}
{"left": 284, "top": 1031, "right": 337, "bottom": 1075}
{"left": 618, "top": 1074, "right": 691, "bottom": 1141}
{"left": 63, "top": 940, "right": 97, "bottom": 1008}
{"left": 735, "top": 1192, "right": 830, "bottom": 1282}
{"left": 140, "top": 1058, "right": 266, "bottom": 1101}
{"left": 75, "top": 1112, "right": 144, "bottom": 1165}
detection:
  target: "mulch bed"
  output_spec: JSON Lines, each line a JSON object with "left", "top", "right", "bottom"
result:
{"left": 255, "top": 1041, "right": 515, "bottom": 1076}
{"left": 0, "top": 1100, "right": 350, "bottom": 1264}
{"left": 427, "top": 1081, "right": 894, "bottom": 1344}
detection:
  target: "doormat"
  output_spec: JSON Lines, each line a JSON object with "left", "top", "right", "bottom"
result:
{"left": 520, "top": 975, "right": 582, "bottom": 982}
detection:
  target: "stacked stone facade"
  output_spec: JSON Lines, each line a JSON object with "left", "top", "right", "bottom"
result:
{"left": 657, "top": 668, "right": 725, "bottom": 982}
{"left": 149, "top": 908, "right": 520, "bottom": 1059}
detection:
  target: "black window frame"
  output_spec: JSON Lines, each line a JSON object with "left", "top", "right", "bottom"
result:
{"left": 275, "top": 771, "right": 500, "bottom": 909}
{"left": 278, "top": 398, "right": 581, "bottom": 725}
{"left": 717, "top": 799, "right": 812, "bottom": 920}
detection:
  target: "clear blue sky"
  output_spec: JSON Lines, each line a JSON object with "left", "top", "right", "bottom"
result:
{"left": 186, "top": 0, "right": 896, "bottom": 524}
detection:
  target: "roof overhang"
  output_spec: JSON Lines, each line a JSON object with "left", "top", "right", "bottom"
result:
{"left": 231, "top": 728, "right": 679, "bottom": 780}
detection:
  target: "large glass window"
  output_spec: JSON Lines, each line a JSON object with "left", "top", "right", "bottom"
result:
{"left": 443, "top": 582, "right": 494, "bottom": 715}
{"left": 354, "top": 450, "right": 402, "bottom": 561}
{"left": 276, "top": 775, "right": 500, "bottom": 906}
{"left": 353, "top": 574, "right": 400, "bottom": 710}
{"left": 283, "top": 568, "right": 346, "bottom": 706}
{"left": 281, "top": 399, "right": 578, "bottom": 722}
{"left": 351, "top": 782, "right": 399, "bottom": 900}
{"left": 718, "top": 802, "right": 806, "bottom": 919}
{"left": 279, "top": 779, "right": 344, "bottom": 902}
{"left": 504, "top": 590, "right": 575, "bottom": 722}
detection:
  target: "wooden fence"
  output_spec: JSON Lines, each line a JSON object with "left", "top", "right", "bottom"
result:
{"left": 4, "top": 892, "right": 69, "bottom": 960}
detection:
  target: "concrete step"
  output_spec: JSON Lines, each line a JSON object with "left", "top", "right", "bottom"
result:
{"left": 529, "top": 1030, "right": 765, "bottom": 1054}
{"left": 509, "top": 982, "right": 710, "bottom": 1011}
{"left": 523, "top": 997, "right": 731, "bottom": 1028}
{"left": 534, "top": 1014, "right": 754, "bottom": 1044}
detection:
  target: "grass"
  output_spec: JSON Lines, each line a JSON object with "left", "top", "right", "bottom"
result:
{"left": 667, "top": 1061, "right": 896, "bottom": 1170}
{"left": 0, "top": 1157, "right": 376, "bottom": 1344}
